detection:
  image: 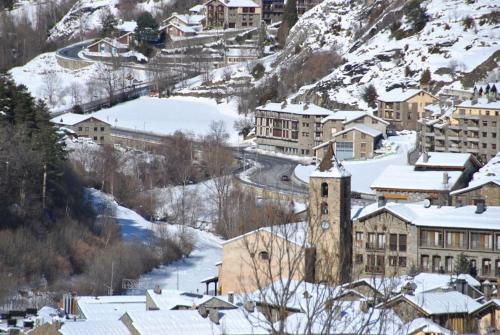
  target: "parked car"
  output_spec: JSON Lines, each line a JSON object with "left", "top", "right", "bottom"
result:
{"left": 281, "top": 175, "right": 290, "bottom": 182}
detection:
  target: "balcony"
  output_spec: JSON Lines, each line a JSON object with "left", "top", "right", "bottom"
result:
{"left": 365, "top": 265, "right": 385, "bottom": 274}
{"left": 366, "top": 242, "right": 385, "bottom": 251}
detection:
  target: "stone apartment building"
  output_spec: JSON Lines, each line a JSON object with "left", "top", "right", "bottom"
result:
{"left": 255, "top": 101, "right": 333, "bottom": 156}
{"left": 51, "top": 113, "right": 111, "bottom": 145}
{"left": 420, "top": 98, "right": 500, "bottom": 164}
{"left": 261, "top": 0, "right": 284, "bottom": 24}
{"left": 377, "top": 88, "right": 438, "bottom": 131}
{"left": 352, "top": 201, "right": 500, "bottom": 281}
{"left": 204, "top": 0, "right": 261, "bottom": 29}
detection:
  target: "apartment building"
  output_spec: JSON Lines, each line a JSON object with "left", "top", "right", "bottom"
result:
{"left": 420, "top": 98, "right": 500, "bottom": 164}
{"left": 262, "top": 0, "right": 284, "bottom": 24}
{"left": 204, "top": 0, "right": 261, "bottom": 29}
{"left": 296, "top": 0, "right": 322, "bottom": 15}
{"left": 352, "top": 201, "right": 500, "bottom": 280}
{"left": 377, "top": 88, "right": 438, "bottom": 131}
{"left": 255, "top": 101, "right": 333, "bottom": 156}
{"left": 51, "top": 113, "right": 111, "bottom": 145}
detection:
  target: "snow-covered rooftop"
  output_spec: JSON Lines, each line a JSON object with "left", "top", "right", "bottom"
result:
{"left": 163, "top": 23, "right": 198, "bottom": 34}
{"left": 146, "top": 289, "right": 232, "bottom": 310}
{"left": 76, "top": 295, "right": 146, "bottom": 321}
{"left": 60, "top": 320, "right": 131, "bottom": 335}
{"left": 123, "top": 309, "right": 268, "bottom": 335}
{"left": 256, "top": 102, "right": 333, "bottom": 116}
{"left": 415, "top": 152, "right": 474, "bottom": 169}
{"left": 355, "top": 202, "right": 500, "bottom": 230}
{"left": 378, "top": 88, "right": 423, "bottom": 103}
{"left": 116, "top": 20, "right": 137, "bottom": 33}
{"left": 371, "top": 165, "right": 461, "bottom": 191}
{"left": 222, "top": 222, "right": 310, "bottom": 247}
{"left": 456, "top": 98, "right": 500, "bottom": 110}
{"left": 51, "top": 113, "right": 110, "bottom": 126}
{"left": 190, "top": 4, "right": 205, "bottom": 13}
{"left": 450, "top": 151, "right": 500, "bottom": 195}
{"left": 332, "top": 124, "right": 383, "bottom": 138}
{"left": 405, "top": 317, "right": 452, "bottom": 335}
{"left": 217, "top": 0, "right": 260, "bottom": 8}
{"left": 401, "top": 291, "right": 482, "bottom": 315}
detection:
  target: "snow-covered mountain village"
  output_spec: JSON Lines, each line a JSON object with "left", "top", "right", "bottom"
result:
{"left": 0, "top": 0, "right": 499, "bottom": 334}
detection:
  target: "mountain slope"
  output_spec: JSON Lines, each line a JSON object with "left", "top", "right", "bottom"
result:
{"left": 278, "top": 0, "right": 500, "bottom": 109}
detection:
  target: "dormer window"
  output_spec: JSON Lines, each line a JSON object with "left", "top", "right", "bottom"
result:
{"left": 321, "top": 182, "right": 328, "bottom": 197}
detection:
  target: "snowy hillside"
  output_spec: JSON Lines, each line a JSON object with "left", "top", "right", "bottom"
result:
{"left": 48, "top": 0, "right": 171, "bottom": 41}
{"left": 281, "top": 0, "right": 500, "bottom": 108}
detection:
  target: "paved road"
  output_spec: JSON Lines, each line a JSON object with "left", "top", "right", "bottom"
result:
{"left": 233, "top": 148, "right": 309, "bottom": 195}
{"left": 232, "top": 148, "right": 375, "bottom": 206}
{"left": 57, "top": 40, "right": 92, "bottom": 60}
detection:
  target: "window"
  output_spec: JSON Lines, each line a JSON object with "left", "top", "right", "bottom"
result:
{"left": 389, "top": 256, "right": 397, "bottom": 266}
{"left": 420, "top": 230, "right": 443, "bottom": 248}
{"left": 101, "top": 127, "right": 105, "bottom": 131}
{"left": 496, "top": 235, "right": 500, "bottom": 250}
{"left": 355, "top": 254, "right": 363, "bottom": 264}
{"left": 367, "top": 233, "right": 376, "bottom": 249}
{"left": 398, "top": 257, "right": 407, "bottom": 268}
{"left": 445, "top": 231, "right": 466, "bottom": 248}
{"left": 361, "top": 133, "right": 366, "bottom": 139}
{"left": 421, "top": 255, "right": 429, "bottom": 271}
{"left": 377, "top": 234, "right": 386, "bottom": 249}
{"left": 445, "top": 256, "right": 453, "bottom": 272}
{"left": 94, "top": 127, "right": 98, "bottom": 131}
{"left": 100, "top": 136, "right": 104, "bottom": 141}
{"left": 483, "top": 121, "right": 488, "bottom": 127}
{"left": 93, "top": 136, "right": 97, "bottom": 141}
{"left": 482, "top": 132, "right": 487, "bottom": 137}
{"left": 371, "top": 119, "right": 378, "bottom": 124}
{"left": 355, "top": 232, "right": 363, "bottom": 241}
{"left": 342, "top": 133, "right": 348, "bottom": 139}
{"left": 389, "top": 234, "right": 397, "bottom": 251}
{"left": 432, "top": 255, "right": 442, "bottom": 272}
{"left": 360, "top": 142, "right": 367, "bottom": 149}
{"left": 482, "top": 259, "right": 491, "bottom": 276}
{"left": 470, "top": 233, "right": 492, "bottom": 250}
{"left": 78, "top": 127, "right": 82, "bottom": 131}
{"left": 321, "top": 202, "right": 328, "bottom": 214}
{"left": 321, "top": 183, "right": 328, "bottom": 197}
{"left": 496, "top": 260, "right": 500, "bottom": 277}
{"left": 259, "top": 251, "right": 269, "bottom": 260}
{"left": 399, "top": 235, "right": 407, "bottom": 252}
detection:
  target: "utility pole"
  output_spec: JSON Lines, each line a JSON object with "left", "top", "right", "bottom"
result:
{"left": 109, "top": 261, "right": 114, "bottom": 296}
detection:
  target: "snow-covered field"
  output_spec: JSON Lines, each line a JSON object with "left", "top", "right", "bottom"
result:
{"left": 87, "top": 188, "right": 223, "bottom": 294}
{"left": 9, "top": 52, "right": 149, "bottom": 112}
{"left": 90, "top": 96, "right": 242, "bottom": 143}
{"left": 294, "top": 132, "right": 416, "bottom": 194}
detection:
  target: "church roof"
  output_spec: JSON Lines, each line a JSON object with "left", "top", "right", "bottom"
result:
{"left": 311, "top": 141, "right": 351, "bottom": 178}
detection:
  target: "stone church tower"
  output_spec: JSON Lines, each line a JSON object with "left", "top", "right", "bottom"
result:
{"left": 308, "top": 142, "right": 352, "bottom": 284}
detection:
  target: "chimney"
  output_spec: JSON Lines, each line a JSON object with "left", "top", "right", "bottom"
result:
{"left": 401, "top": 281, "right": 416, "bottom": 296}
{"left": 228, "top": 292, "right": 234, "bottom": 304}
{"left": 422, "top": 151, "right": 429, "bottom": 163}
{"left": 209, "top": 309, "right": 220, "bottom": 324}
{"left": 377, "top": 196, "right": 386, "bottom": 208}
{"left": 455, "top": 277, "right": 466, "bottom": 295}
{"left": 281, "top": 100, "right": 287, "bottom": 109}
{"left": 153, "top": 285, "right": 162, "bottom": 295}
{"left": 359, "top": 300, "right": 369, "bottom": 313}
{"left": 244, "top": 300, "right": 255, "bottom": 313}
{"left": 198, "top": 305, "right": 208, "bottom": 318}
{"left": 442, "top": 172, "right": 449, "bottom": 187}
{"left": 475, "top": 199, "right": 486, "bottom": 214}
{"left": 483, "top": 280, "right": 493, "bottom": 301}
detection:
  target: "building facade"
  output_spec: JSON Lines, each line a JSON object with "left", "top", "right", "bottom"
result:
{"left": 420, "top": 98, "right": 500, "bottom": 164}
{"left": 51, "top": 113, "right": 112, "bottom": 145}
{"left": 262, "top": 0, "right": 284, "bottom": 24}
{"left": 204, "top": 0, "right": 261, "bottom": 29}
{"left": 377, "top": 88, "right": 438, "bottom": 131}
{"left": 255, "top": 102, "right": 332, "bottom": 156}
{"left": 352, "top": 203, "right": 500, "bottom": 281}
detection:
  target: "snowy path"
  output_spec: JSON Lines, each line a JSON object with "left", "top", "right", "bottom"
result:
{"left": 294, "top": 132, "right": 416, "bottom": 194}
{"left": 87, "top": 188, "right": 223, "bottom": 294}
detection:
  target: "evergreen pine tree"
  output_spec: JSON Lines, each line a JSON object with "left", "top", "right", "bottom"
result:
{"left": 454, "top": 252, "right": 470, "bottom": 275}
{"left": 135, "top": 12, "right": 159, "bottom": 42}
{"left": 362, "top": 84, "right": 378, "bottom": 108}
{"left": 420, "top": 68, "right": 431, "bottom": 86}
{"left": 101, "top": 12, "right": 118, "bottom": 37}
